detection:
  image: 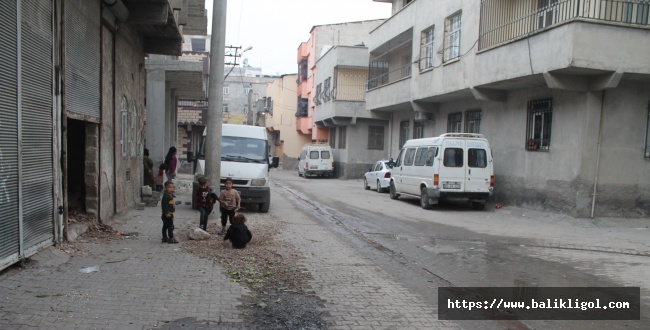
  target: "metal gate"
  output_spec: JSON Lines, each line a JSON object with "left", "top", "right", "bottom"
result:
{"left": 0, "top": 1, "right": 55, "bottom": 271}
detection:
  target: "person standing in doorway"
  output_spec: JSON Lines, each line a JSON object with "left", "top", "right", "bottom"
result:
{"left": 164, "top": 147, "right": 177, "bottom": 182}
{"left": 143, "top": 148, "right": 155, "bottom": 190}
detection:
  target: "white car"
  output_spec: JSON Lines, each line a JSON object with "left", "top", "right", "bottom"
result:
{"left": 363, "top": 160, "right": 393, "bottom": 193}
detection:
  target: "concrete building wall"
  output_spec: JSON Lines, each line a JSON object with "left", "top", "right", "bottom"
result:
{"left": 333, "top": 119, "right": 391, "bottom": 179}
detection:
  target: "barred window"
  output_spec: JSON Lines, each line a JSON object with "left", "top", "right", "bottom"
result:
{"left": 399, "top": 121, "right": 409, "bottom": 147}
{"left": 414, "top": 120, "right": 424, "bottom": 139}
{"left": 223, "top": 104, "right": 229, "bottom": 113}
{"left": 526, "top": 99, "right": 553, "bottom": 151}
{"left": 464, "top": 109, "right": 481, "bottom": 133}
{"left": 368, "top": 126, "right": 384, "bottom": 150}
{"left": 420, "top": 26, "right": 434, "bottom": 71}
{"left": 447, "top": 112, "right": 462, "bottom": 133}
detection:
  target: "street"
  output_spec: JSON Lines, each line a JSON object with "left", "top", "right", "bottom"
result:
{"left": 0, "top": 170, "right": 648, "bottom": 329}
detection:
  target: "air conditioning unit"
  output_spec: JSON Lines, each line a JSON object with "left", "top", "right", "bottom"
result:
{"left": 414, "top": 111, "right": 431, "bottom": 122}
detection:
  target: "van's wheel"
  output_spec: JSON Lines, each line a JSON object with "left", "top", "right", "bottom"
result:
{"left": 376, "top": 180, "right": 383, "bottom": 193}
{"left": 364, "top": 178, "right": 369, "bottom": 190}
{"left": 472, "top": 202, "right": 485, "bottom": 211}
{"left": 389, "top": 181, "right": 399, "bottom": 200}
{"left": 298, "top": 170, "right": 302, "bottom": 177}
{"left": 420, "top": 188, "right": 433, "bottom": 210}
{"left": 259, "top": 201, "right": 270, "bottom": 213}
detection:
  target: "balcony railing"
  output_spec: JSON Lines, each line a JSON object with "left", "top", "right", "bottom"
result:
{"left": 479, "top": 0, "right": 650, "bottom": 50}
{"left": 366, "top": 63, "right": 412, "bottom": 90}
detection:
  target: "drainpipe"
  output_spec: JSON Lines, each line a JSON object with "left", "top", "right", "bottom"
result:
{"left": 60, "top": 0, "right": 70, "bottom": 240}
{"left": 590, "top": 90, "right": 606, "bottom": 219}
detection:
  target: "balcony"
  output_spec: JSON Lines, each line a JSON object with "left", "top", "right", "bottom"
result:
{"left": 296, "top": 116, "right": 312, "bottom": 135}
{"left": 479, "top": 0, "right": 650, "bottom": 51}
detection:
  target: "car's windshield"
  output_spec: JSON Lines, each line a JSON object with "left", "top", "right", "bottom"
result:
{"left": 199, "top": 135, "right": 267, "bottom": 164}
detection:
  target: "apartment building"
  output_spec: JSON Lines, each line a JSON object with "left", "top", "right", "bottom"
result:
{"left": 314, "top": 46, "right": 390, "bottom": 178}
{"left": 296, "top": 20, "right": 386, "bottom": 144}
{"left": 368, "top": 0, "right": 650, "bottom": 217}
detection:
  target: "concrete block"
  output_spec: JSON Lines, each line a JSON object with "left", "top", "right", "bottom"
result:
{"left": 141, "top": 186, "right": 152, "bottom": 196}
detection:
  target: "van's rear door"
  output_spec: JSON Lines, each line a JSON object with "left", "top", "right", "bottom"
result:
{"left": 441, "top": 139, "right": 466, "bottom": 192}
{"left": 465, "top": 139, "right": 491, "bottom": 193}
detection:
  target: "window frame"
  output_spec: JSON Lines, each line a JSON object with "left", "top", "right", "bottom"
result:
{"left": 413, "top": 120, "right": 424, "bottom": 139}
{"left": 420, "top": 25, "right": 435, "bottom": 71}
{"left": 223, "top": 85, "right": 229, "bottom": 95}
{"left": 414, "top": 147, "right": 428, "bottom": 166}
{"left": 447, "top": 112, "right": 462, "bottom": 133}
{"left": 526, "top": 98, "right": 553, "bottom": 151}
{"left": 464, "top": 109, "right": 482, "bottom": 133}
{"left": 399, "top": 120, "right": 410, "bottom": 148}
{"left": 403, "top": 148, "right": 416, "bottom": 166}
{"left": 444, "top": 12, "right": 462, "bottom": 62}
{"left": 443, "top": 148, "right": 463, "bottom": 167}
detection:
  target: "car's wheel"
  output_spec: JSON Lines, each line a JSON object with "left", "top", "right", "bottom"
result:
{"left": 389, "top": 181, "right": 399, "bottom": 200}
{"left": 376, "top": 180, "right": 382, "bottom": 193}
{"left": 420, "top": 188, "right": 433, "bottom": 210}
{"left": 364, "top": 177, "right": 369, "bottom": 190}
{"left": 259, "top": 201, "right": 270, "bottom": 213}
{"left": 472, "top": 202, "right": 485, "bottom": 211}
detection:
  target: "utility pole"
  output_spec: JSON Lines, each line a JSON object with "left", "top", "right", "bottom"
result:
{"left": 205, "top": 0, "right": 227, "bottom": 187}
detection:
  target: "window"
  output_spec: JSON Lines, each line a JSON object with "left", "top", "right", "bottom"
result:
{"left": 444, "top": 12, "right": 462, "bottom": 62}
{"left": 425, "top": 147, "right": 437, "bottom": 166}
{"left": 368, "top": 60, "right": 389, "bottom": 89}
{"left": 526, "top": 99, "right": 553, "bottom": 151}
{"left": 464, "top": 109, "right": 481, "bottom": 133}
{"left": 315, "top": 83, "right": 322, "bottom": 105}
{"left": 244, "top": 88, "right": 251, "bottom": 95}
{"left": 338, "top": 126, "right": 346, "bottom": 149}
{"left": 447, "top": 112, "right": 462, "bottom": 133}
{"left": 243, "top": 106, "right": 249, "bottom": 114}
{"left": 321, "top": 151, "right": 331, "bottom": 159}
{"left": 368, "top": 126, "right": 384, "bottom": 150}
{"left": 414, "top": 148, "right": 428, "bottom": 166}
{"left": 395, "top": 149, "right": 404, "bottom": 167}
{"left": 298, "top": 59, "right": 308, "bottom": 84}
{"left": 223, "top": 85, "right": 229, "bottom": 95}
{"left": 191, "top": 38, "right": 206, "bottom": 52}
{"left": 120, "top": 97, "right": 128, "bottom": 156}
{"left": 468, "top": 149, "right": 487, "bottom": 168}
{"left": 330, "top": 127, "right": 336, "bottom": 148}
{"left": 420, "top": 26, "right": 435, "bottom": 71}
{"left": 444, "top": 148, "right": 463, "bottom": 167}
{"left": 223, "top": 104, "right": 229, "bottom": 113}
{"left": 309, "top": 151, "right": 319, "bottom": 159}
{"left": 403, "top": 148, "right": 416, "bottom": 166}
{"left": 414, "top": 121, "right": 424, "bottom": 139}
{"left": 537, "top": 0, "right": 558, "bottom": 29}
{"left": 644, "top": 102, "right": 650, "bottom": 158}
{"left": 402, "top": 55, "right": 411, "bottom": 78}
{"left": 399, "top": 121, "right": 409, "bottom": 147}
{"left": 624, "top": 2, "right": 649, "bottom": 24}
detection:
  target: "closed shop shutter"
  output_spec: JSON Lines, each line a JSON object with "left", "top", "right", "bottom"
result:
{"left": 0, "top": 2, "right": 20, "bottom": 268}
{"left": 65, "top": 0, "right": 100, "bottom": 120}
{"left": 21, "top": 0, "right": 54, "bottom": 249}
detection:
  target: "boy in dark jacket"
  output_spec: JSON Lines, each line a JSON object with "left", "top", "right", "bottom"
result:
{"left": 161, "top": 181, "right": 178, "bottom": 244}
{"left": 223, "top": 214, "right": 252, "bottom": 249}
{"left": 195, "top": 177, "right": 217, "bottom": 231}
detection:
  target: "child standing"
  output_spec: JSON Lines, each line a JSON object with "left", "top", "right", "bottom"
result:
{"left": 154, "top": 164, "right": 166, "bottom": 192}
{"left": 161, "top": 181, "right": 178, "bottom": 244}
{"left": 223, "top": 214, "right": 252, "bottom": 249}
{"left": 218, "top": 177, "right": 241, "bottom": 235}
{"left": 195, "top": 177, "right": 215, "bottom": 231}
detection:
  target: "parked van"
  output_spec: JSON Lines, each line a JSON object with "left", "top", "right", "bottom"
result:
{"left": 389, "top": 133, "right": 494, "bottom": 210}
{"left": 188, "top": 124, "right": 279, "bottom": 212}
{"left": 298, "top": 144, "right": 334, "bottom": 178}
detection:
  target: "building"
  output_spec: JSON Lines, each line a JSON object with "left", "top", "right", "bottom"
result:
{"left": 368, "top": 0, "right": 650, "bottom": 217}
{"left": 265, "top": 74, "right": 312, "bottom": 170}
{"left": 0, "top": 0, "right": 186, "bottom": 271}
{"left": 296, "top": 19, "right": 387, "bottom": 145}
{"left": 314, "top": 46, "right": 390, "bottom": 179}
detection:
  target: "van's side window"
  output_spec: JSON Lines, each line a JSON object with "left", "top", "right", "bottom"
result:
{"left": 403, "top": 148, "right": 416, "bottom": 166}
{"left": 468, "top": 149, "right": 487, "bottom": 168}
{"left": 309, "top": 151, "right": 319, "bottom": 159}
{"left": 414, "top": 148, "right": 428, "bottom": 166}
{"left": 321, "top": 151, "right": 331, "bottom": 159}
{"left": 395, "top": 149, "right": 404, "bottom": 167}
{"left": 424, "top": 147, "right": 437, "bottom": 166}
{"left": 443, "top": 148, "right": 463, "bottom": 167}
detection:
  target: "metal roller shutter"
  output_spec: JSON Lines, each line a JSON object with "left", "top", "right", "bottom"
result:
{"left": 65, "top": 0, "right": 100, "bottom": 120}
{"left": 21, "top": 0, "right": 54, "bottom": 249}
{"left": 0, "top": 2, "right": 20, "bottom": 269}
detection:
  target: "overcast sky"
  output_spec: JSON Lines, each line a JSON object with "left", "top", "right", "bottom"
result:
{"left": 204, "top": 0, "right": 392, "bottom": 76}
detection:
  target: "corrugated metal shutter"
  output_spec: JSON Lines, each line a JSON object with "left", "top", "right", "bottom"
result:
{"left": 0, "top": 1, "right": 20, "bottom": 268}
{"left": 65, "top": 0, "right": 100, "bottom": 119}
{"left": 21, "top": 0, "right": 54, "bottom": 249}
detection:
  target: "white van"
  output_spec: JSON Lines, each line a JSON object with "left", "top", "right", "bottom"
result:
{"left": 298, "top": 144, "right": 334, "bottom": 178}
{"left": 389, "top": 133, "right": 494, "bottom": 210}
{"left": 189, "top": 124, "right": 278, "bottom": 212}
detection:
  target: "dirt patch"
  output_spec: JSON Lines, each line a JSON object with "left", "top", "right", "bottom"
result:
{"left": 179, "top": 211, "right": 330, "bottom": 329}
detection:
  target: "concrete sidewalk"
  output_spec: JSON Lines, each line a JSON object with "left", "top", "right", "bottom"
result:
{"left": 0, "top": 183, "right": 248, "bottom": 329}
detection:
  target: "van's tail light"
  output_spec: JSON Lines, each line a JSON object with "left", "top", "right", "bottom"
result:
{"left": 306, "top": 162, "right": 309, "bottom": 168}
{"left": 332, "top": 162, "right": 335, "bottom": 168}
{"left": 490, "top": 175, "right": 494, "bottom": 188}
{"left": 433, "top": 174, "right": 439, "bottom": 187}
{"left": 384, "top": 172, "right": 391, "bottom": 179}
